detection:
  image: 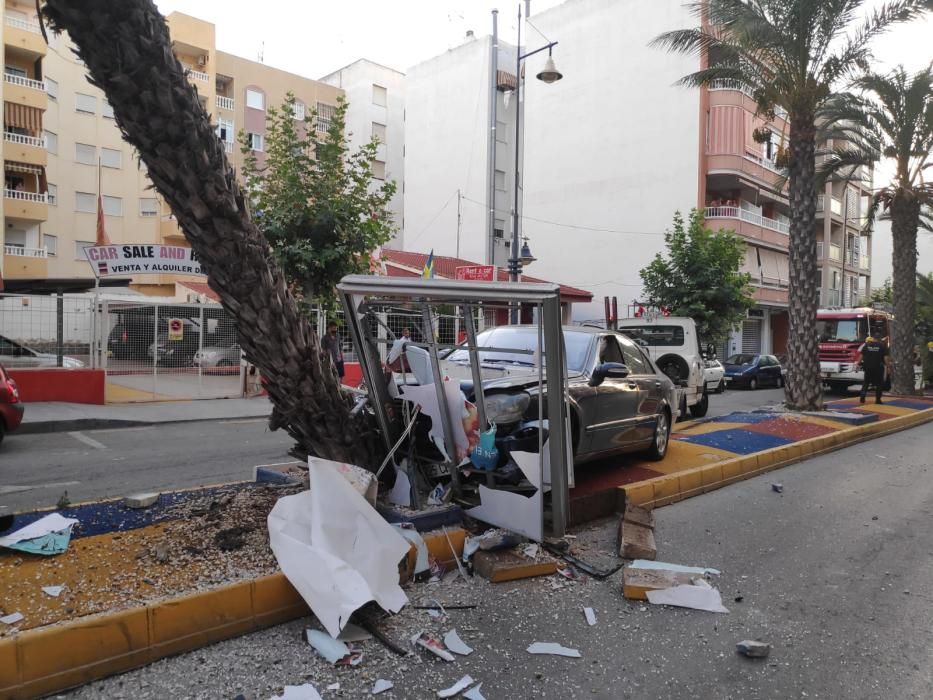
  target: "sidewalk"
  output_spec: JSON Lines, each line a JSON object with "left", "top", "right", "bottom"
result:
{"left": 19, "top": 397, "right": 272, "bottom": 434}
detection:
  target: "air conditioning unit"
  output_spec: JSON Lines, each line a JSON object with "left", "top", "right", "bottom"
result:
{"left": 198, "top": 55, "right": 208, "bottom": 66}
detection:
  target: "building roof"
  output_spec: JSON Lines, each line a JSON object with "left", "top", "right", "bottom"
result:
{"left": 380, "top": 249, "right": 593, "bottom": 302}
{"left": 178, "top": 281, "right": 220, "bottom": 302}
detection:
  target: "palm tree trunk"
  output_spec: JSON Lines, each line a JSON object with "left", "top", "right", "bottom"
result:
{"left": 41, "top": 0, "right": 380, "bottom": 467}
{"left": 784, "top": 114, "right": 823, "bottom": 411}
{"left": 889, "top": 196, "right": 920, "bottom": 395}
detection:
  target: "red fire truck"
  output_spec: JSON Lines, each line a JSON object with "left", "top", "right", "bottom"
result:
{"left": 817, "top": 305, "right": 894, "bottom": 394}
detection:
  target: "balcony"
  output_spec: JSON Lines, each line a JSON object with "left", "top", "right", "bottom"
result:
{"left": 186, "top": 67, "right": 209, "bottom": 83}
{"left": 216, "top": 95, "right": 234, "bottom": 111}
{"left": 4, "top": 187, "right": 48, "bottom": 221}
{"left": 3, "top": 244, "right": 47, "bottom": 279}
{"left": 860, "top": 255, "right": 870, "bottom": 271}
{"left": 4, "top": 72, "right": 47, "bottom": 110}
{"left": 222, "top": 140, "right": 233, "bottom": 154}
{"left": 816, "top": 194, "right": 843, "bottom": 217}
{"left": 708, "top": 79, "right": 788, "bottom": 119}
{"left": 3, "top": 131, "right": 46, "bottom": 166}
{"left": 705, "top": 206, "right": 789, "bottom": 235}
{"left": 4, "top": 15, "right": 46, "bottom": 56}
{"left": 823, "top": 289, "right": 842, "bottom": 307}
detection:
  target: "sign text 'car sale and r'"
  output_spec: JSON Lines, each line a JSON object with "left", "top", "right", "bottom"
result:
{"left": 84, "top": 245, "right": 206, "bottom": 277}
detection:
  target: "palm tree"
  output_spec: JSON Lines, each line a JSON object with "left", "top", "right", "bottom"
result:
{"left": 818, "top": 66, "right": 933, "bottom": 395}
{"left": 40, "top": 0, "right": 380, "bottom": 467}
{"left": 652, "top": 0, "right": 928, "bottom": 411}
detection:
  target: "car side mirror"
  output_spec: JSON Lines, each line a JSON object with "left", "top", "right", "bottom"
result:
{"left": 589, "top": 361, "right": 629, "bottom": 387}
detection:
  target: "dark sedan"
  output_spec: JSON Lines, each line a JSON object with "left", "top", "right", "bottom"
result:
{"left": 723, "top": 353, "right": 785, "bottom": 390}
{"left": 441, "top": 326, "right": 678, "bottom": 463}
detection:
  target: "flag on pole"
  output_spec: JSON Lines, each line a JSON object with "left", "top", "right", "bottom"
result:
{"left": 95, "top": 194, "right": 111, "bottom": 246}
{"left": 422, "top": 249, "right": 435, "bottom": 279}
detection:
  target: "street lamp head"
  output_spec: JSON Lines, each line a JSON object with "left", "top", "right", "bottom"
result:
{"left": 520, "top": 237, "right": 537, "bottom": 265}
{"left": 536, "top": 55, "right": 563, "bottom": 84}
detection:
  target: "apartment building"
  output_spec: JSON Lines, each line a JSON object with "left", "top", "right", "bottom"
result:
{"left": 0, "top": 7, "right": 343, "bottom": 297}
{"left": 404, "top": 0, "right": 874, "bottom": 355}
{"left": 321, "top": 59, "right": 405, "bottom": 247}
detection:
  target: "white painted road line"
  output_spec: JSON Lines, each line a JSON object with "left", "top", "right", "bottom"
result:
{"left": 67, "top": 431, "right": 108, "bottom": 450}
{"left": 0, "top": 480, "right": 81, "bottom": 495}
{"left": 220, "top": 418, "right": 268, "bottom": 425}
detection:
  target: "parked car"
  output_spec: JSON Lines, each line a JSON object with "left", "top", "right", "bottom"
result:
{"left": 0, "top": 363, "right": 24, "bottom": 445}
{"left": 723, "top": 353, "right": 785, "bottom": 389}
{"left": 0, "top": 334, "right": 84, "bottom": 368}
{"left": 147, "top": 318, "right": 204, "bottom": 366}
{"left": 440, "top": 325, "right": 678, "bottom": 463}
{"left": 703, "top": 358, "right": 726, "bottom": 393}
{"left": 193, "top": 343, "right": 241, "bottom": 368}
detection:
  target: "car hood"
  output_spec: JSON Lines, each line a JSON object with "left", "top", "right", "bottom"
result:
{"left": 723, "top": 363, "right": 753, "bottom": 373}
{"left": 35, "top": 353, "right": 84, "bottom": 368}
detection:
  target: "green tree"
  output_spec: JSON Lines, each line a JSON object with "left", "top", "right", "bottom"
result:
{"left": 652, "top": 0, "right": 928, "bottom": 410}
{"left": 818, "top": 65, "right": 933, "bottom": 395}
{"left": 241, "top": 94, "right": 396, "bottom": 309}
{"left": 639, "top": 210, "right": 754, "bottom": 345}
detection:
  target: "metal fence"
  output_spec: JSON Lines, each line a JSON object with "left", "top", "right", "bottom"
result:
{"left": 0, "top": 293, "right": 94, "bottom": 368}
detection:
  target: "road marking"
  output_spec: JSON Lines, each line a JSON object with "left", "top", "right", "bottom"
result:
{"left": 0, "top": 480, "right": 81, "bottom": 495}
{"left": 67, "top": 431, "right": 107, "bottom": 450}
{"left": 91, "top": 426, "right": 154, "bottom": 434}
{"left": 220, "top": 418, "right": 268, "bottom": 425}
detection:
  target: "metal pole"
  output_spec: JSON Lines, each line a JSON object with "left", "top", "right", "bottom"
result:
{"left": 198, "top": 305, "right": 205, "bottom": 395}
{"left": 542, "top": 294, "right": 568, "bottom": 537}
{"left": 510, "top": 1, "right": 522, "bottom": 298}
{"left": 456, "top": 188, "right": 462, "bottom": 259}
{"left": 841, "top": 189, "right": 848, "bottom": 306}
{"left": 152, "top": 305, "right": 159, "bottom": 398}
{"left": 421, "top": 304, "right": 462, "bottom": 496}
{"left": 486, "top": 10, "right": 499, "bottom": 265}
{"left": 56, "top": 292, "right": 64, "bottom": 367}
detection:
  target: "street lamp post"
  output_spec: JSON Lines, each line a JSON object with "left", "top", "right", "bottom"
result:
{"left": 507, "top": 2, "right": 561, "bottom": 322}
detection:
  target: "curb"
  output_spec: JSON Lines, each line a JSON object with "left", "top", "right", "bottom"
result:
{"left": 621, "top": 406, "right": 933, "bottom": 510}
{"left": 0, "top": 529, "right": 466, "bottom": 699}
{"left": 18, "top": 414, "right": 271, "bottom": 435}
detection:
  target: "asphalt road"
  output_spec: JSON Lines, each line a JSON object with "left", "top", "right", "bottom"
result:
{"left": 61, "top": 422, "right": 933, "bottom": 699}
{"left": 0, "top": 419, "right": 294, "bottom": 513}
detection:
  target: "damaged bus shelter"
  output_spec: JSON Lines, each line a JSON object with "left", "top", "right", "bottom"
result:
{"left": 336, "top": 275, "right": 573, "bottom": 538}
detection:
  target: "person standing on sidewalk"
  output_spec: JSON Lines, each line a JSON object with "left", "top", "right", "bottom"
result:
{"left": 858, "top": 335, "right": 890, "bottom": 404}
{"left": 321, "top": 321, "right": 345, "bottom": 380}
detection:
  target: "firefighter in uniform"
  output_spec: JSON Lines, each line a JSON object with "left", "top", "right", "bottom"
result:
{"left": 858, "top": 335, "right": 889, "bottom": 404}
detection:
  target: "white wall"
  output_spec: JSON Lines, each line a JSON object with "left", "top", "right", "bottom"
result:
{"left": 870, "top": 217, "right": 933, "bottom": 288}
{"left": 321, "top": 59, "right": 406, "bottom": 247}
{"left": 521, "top": 0, "right": 701, "bottom": 319}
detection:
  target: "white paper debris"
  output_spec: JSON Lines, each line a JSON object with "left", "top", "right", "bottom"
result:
{"left": 400, "top": 379, "right": 474, "bottom": 462}
{"left": 522, "top": 543, "right": 539, "bottom": 559}
{"left": 0, "top": 513, "right": 78, "bottom": 547}
{"left": 337, "top": 622, "right": 373, "bottom": 643}
{"left": 267, "top": 459, "right": 411, "bottom": 638}
{"left": 388, "top": 465, "right": 412, "bottom": 507}
{"left": 317, "top": 457, "right": 377, "bottom": 505}
{"left": 467, "top": 448, "right": 543, "bottom": 541}
{"left": 1, "top": 612, "right": 24, "bottom": 625}
{"left": 629, "top": 559, "right": 721, "bottom": 576}
{"left": 326, "top": 683, "right": 340, "bottom": 691}
{"left": 305, "top": 629, "right": 351, "bottom": 664}
{"left": 42, "top": 585, "right": 64, "bottom": 598}
{"left": 584, "top": 607, "right": 597, "bottom": 626}
{"left": 463, "top": 683, "right": 487, "bottom": 700}
{"left": 437, "top": 676, "right": 475, "bottom": 698}
{"left": 270, "top": 684, "right": 323, "bottom": 700}
{"left": 646, "top": 584, "right": 730, "bottom": 613}
{"left": 372, "top": 679, "right": 394, "bottom": 694}
{"left": 526, "top": 642, "right": 581, "bottom": 658}
{"left": 412, "top": 630, "right": 455, "bottom": 661}
{"left": 394, "top": 524, "right": 429, "bottom": 575}
{"left": 444, "top": 628, "right": 474, "bottom": 656}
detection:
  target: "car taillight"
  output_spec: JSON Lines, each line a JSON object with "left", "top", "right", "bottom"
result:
{"left": 122, "top": 330, "right": 128, "bottom": 342}
{"left": 5, "top": 379, "right": 19, "bottom": 403}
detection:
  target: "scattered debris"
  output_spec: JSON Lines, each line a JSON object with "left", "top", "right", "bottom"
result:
{"left": 0, "top": 612, "right": 24, "bottom": 625}
{"left": 326, "top": 683, "right": 340, "bottom": 691}
{"left": 150, "top": 542, "right": 171, "bottom": 564}
{"left": 428, "top": 483, "right": 446, "bottom": 506}
{"left": 522, "top": 543, "right": 540, "bottom": 559}
{"left": 269, "top": 684, "right": 322, "bottom": 700}
{"left": 473, "top": 549, "right": 558, "bottom": 582}
{"left": 412, "top": 631, "right": 455, "bottom": 662}
{"left": 336, "top": 623, "right": 373, "bottom": 643}
{"left": 622, "top": 502, "right": 655, "bottom": 529}
{"left": 123, "top": 492, "right": 160, "bottom": 509}
{"left": 372, "top": 679, "right": 394, "bottom": 694}
{"left": 41, "top": 585, "right": 64, "bottom": 598}
{"left": 646, "top": 584, "right": 730, "bottom": 613}
{"left": 56, "top": 491, "right": 71, "bottom": 510}
{"left": 583, "top": 607, "right": 597, "bottom": 626}
{"left": 329, "top": 459, "right": 379, "bottom": 505}
{"left": 557, "top": 566, "right": 579, "bottom": 581}
{"left": 734, "top": 595, "right": 744, "bottom": 603}
{"left": 443, "top": 628, "right": 474, "bottom": 656}
{"left": 527, "top": 642, "right": 582, "bottom": 658}
{"left": 388, "top": 465, "right": 412, "bottom": 507}
{"left": 394, "top": 523, "right": 430, "bottom": 577}
{"left": 619, "top": 520, "right": 657, "bottom": 560}
{"left": 463, "top": 529, "right": 524, "bottom": 561}
{"left": 623, "top": 566, "right": 695, "bottom": 600}
{"left": 463, "top": 683, "right": 487, "bottom": 700}
{"left": 437, "top": 675, "right": 475, "bottom": 698}
{"left": 628, "top": 560, "right": 721, "bottom": 576}
{"left": 214, "top": 525, "right": 251, "bottom": 551}
{"left": 443, "top": 526, "right": 470, "bottom": 582}
{"left": 304, "top": 629, "right": 361, "bottom": 666}
{"left": 736, "top": 639, "right": 772, "bottom": 658}
{"left": 0, "top": 512, "right": 79, "bottom": 556}
{"left": 872, "top": 515, "right": 879, "bottom": 521}
{"left": 542, "top": 541, "right": 624, "bottom": 579}
{"left": 466, "top": 447, "right": 546, "bottom": 540}
{"left": 771, "top": 483, "right": 784, "bottom": 493}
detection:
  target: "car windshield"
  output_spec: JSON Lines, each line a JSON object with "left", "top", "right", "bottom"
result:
{"left": 726, "top": 354, "right": 757, "bottom": 366}
{"left": 445, "top": 327, "right": 593, "bottom": 373}
{"left": 816, "top": 318, "right": 865, "bottom": 343}
{"left": 618, "top": 325, "right": 685, "bottom": 347}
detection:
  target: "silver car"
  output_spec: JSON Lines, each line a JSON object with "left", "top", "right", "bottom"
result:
{"left": 0, "top": 334, "right": 84, "bottom": 368}
{"left": 193, "top": 344, "right": 241, "bottom": 368}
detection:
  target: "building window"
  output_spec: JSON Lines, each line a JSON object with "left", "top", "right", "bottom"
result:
{"left": 102, "top": 100, "right": 114, "bottom": 119}
{"left": 291, "top": 101, "right": 305, "bottom": 120}
{"left": 44, "top": 130, "right": 58, "bottom": 155}
{"left": 75, "top": 143, "right": 97, "bottom": 165}
{"left": 75, "top": 240, "right": 95, "bottom": 259}
{"left": 46, "top": 77, "right": 59, "bottom": 101}
{"left": 316, "top": 103, "right": 335, "bottom": 134}
{"left": 5, "top": 65, "right": 26, "bottom": 79}
{"left": 372, "top": 84, "right": 387, "bottom": 107}
{"left": 248, "top": 132, "right": 263, "bottom": 151}
{"left": 139, "top": 197, "right": 158, "bottom": 216}
{"left": 496, "top": 120, "right": 507, "bottom": 143}
{"left": 75, "top": 92, "right": 97, "bottom": 114}
{"left": 495, "top": 169, "right": 506, "bottom": 191}
{"left": 101, "top": 147, "right": 122, "bottom": 169}
{"left": 372, "top": 122, "right": 386, "bottom": 142}
{"left": 44, "top": 234, "right": 58, "bottom": 256}
{"left": 47, "top": 183, "right": 58, "bottom": 206}
{"left": 102, "top": 195, "right": 123, "bottom": 216}
{"left": 372, "top": 159, "right": 386, "bottom": 180}
{"left": 75, "top": 192, "right": 96, "bottom": 213}
{"left": 245, "top": 88, "right": 264, "bottom": 110}
{"left": 216, "top": 118, "right": 234, "bottom": 143}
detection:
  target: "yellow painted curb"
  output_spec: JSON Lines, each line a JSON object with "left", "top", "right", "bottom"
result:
{"left": 621, "top": 407, "right": 933, "bottom": 510}
{"left": 0, "top": 528, "right": 467, "bottom": 699}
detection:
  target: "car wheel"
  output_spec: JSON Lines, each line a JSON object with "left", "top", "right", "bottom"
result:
{"left": 644, "top": 409, "right": 671, "bottom": 461}
{"left": 676, "top": 393, "right": 688, "bottom": 422}
{"left": 716, "top": 378, "right": 725, "bottom": 394}
{"left": 0, "top": 421, "right": 5, "bottom": 445}
{"left": 748, "top": 377, "right": 758, "bottom": 391}
{"left": 690, "top": 392, "right": 709, "bottom": 418}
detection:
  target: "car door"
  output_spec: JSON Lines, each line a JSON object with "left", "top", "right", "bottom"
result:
{"left": 617, "top": 334, "right": 664, "bottom": 443}
{"left": 0, "top": 336, "right": 39, "bottom": 368}
{"left": 588, "top": 335, "right": 642, "bottom": 452}
{"left": 759, "top": 355, "right": 777, "bottom": 385}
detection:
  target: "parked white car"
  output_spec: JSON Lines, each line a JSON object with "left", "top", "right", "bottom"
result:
{"left": 0, "top": 334, "right": 85, "bottom": 368}
{"left": 703, "top": 359, "right": 726, "bottom": 393}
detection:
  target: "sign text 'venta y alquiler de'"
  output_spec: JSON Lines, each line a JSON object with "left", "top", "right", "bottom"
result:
{"left": 84, "top": 245, "right": 206, "bottom": 277}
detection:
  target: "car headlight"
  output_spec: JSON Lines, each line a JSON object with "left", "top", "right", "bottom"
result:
{"left": 484, "top": 393, "right": 531, "bottom": 425}
{"left": 62, "top": 357, "right": 85, "bottom": 368}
